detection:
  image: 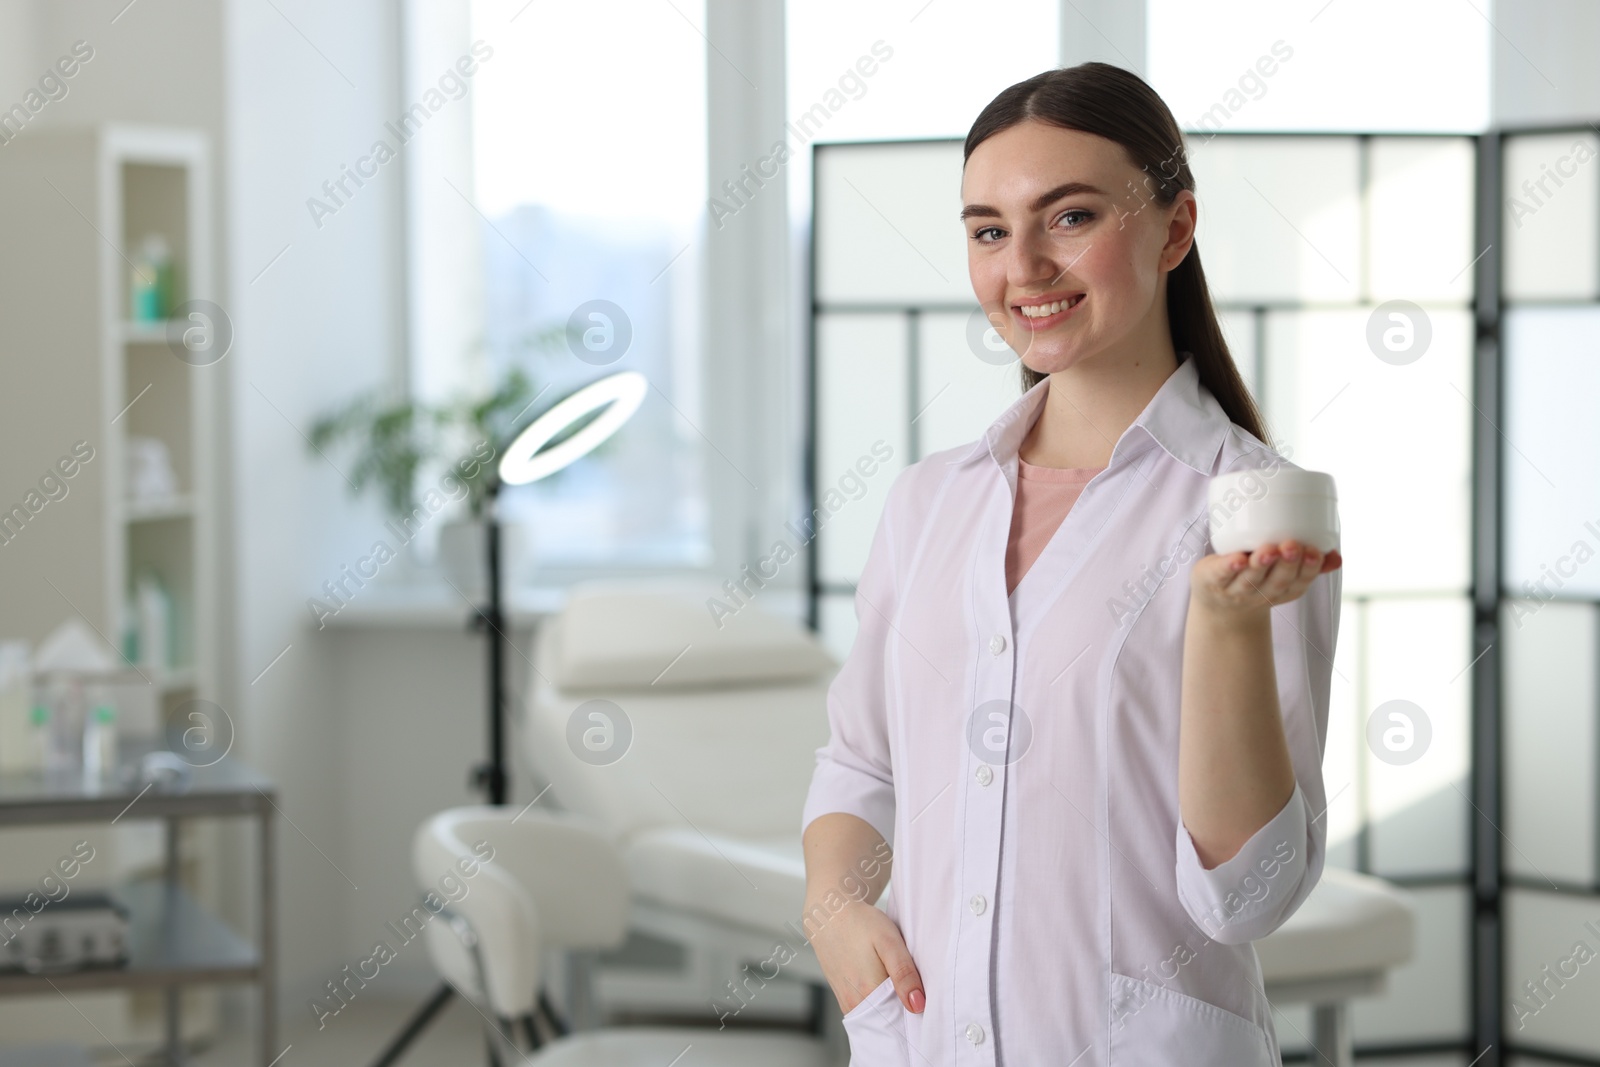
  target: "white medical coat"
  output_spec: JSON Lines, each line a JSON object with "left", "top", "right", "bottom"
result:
{"left": 801, "top": 351, "right": 1341, "bottom": 1065}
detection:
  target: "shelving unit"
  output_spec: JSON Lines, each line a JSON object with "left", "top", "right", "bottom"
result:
{"left": 0, "top": 742, "right": 276, "bottom": 1066}
{"left": 0, "top": 122, "right": 217, "bottom": 733}
{"left": 0, "top": 124, "right": 225, "bottom": 1056}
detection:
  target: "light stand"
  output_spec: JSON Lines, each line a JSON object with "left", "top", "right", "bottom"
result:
{"left": 367, "top": 371, "right": 648, "bottom": 1067}
{"left": 367, "top": 482, "right": 511, "bottom": 1067}
{"left": 472, "top": 479, "right": 509, "bottom": 806}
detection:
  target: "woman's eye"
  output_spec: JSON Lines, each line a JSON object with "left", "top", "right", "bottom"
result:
{"left": 970, "top": 209, "right": 1094, "bottom": 244}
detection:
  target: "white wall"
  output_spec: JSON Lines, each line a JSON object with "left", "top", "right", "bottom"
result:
{"left": 221, "top": 0, "right": 410, "bottom": 1009}
{"left": 15, "top": 0, "right": 422, "bottom": 1020}
{"left": 0, "top": 0, "right": 37, "bottom": 89}
{"left": 0, "top": 0, "right": 237, "bottom": 1042}
{"left": 0, "top": 0, "right": 586, "bottom": 1029}
{"left": 319, "top": 618, "right": 534, "bottom": 998}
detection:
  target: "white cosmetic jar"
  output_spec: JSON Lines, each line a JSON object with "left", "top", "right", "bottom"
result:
{"left": 1208, "top": 467, "right": 1339, "bottom": 556}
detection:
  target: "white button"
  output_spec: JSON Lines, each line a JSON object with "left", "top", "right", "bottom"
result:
{"left": 975, "top": 765, "right": 993, "bottom": 786}
{"left": 969, "top": 894, "right": 987, "bottom": 915}
{"left": 989, "top": 633, "right": 1007, "bottom": 655}
{"left": 966, "top": 1022, "right": 985, "bottom": 1045}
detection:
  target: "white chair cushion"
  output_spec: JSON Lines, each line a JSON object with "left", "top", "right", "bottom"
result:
{"left": 527, "top": 643, "right": 832, "bottom": 840}
{"left": 524, "top": 1028, "right": 834, "bottom": 1067}
{"left": 625, "top": 830, "right": 807, "bottom": 936}
{"left": 548, "top": 578, "right": 838, "bottom": 691}
{"left": 1256, "top": 866, "right": 1416, "bottom": 981}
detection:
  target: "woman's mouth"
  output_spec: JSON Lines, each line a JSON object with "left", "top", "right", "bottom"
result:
{"left": 1013, "top": 293, "right": 1085, "bottom": 331}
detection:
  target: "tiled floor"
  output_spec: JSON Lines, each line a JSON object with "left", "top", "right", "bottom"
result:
{"left": 184, "top": 996, "right": 847, "bottom": 1067}
{"left": 189, "top": 994, "right": 490, "bottom": 1067}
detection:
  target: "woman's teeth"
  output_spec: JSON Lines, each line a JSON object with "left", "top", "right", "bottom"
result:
{"left": 1019, "top": 295, "right": 1083, "bottom": 318}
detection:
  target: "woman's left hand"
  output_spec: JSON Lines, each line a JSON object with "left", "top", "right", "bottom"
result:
{"left": 1189, "top": 539, "right": 1342, "bottom": 622}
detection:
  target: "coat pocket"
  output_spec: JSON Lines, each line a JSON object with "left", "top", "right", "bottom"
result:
{"left": 1108, "top": 972, "right": 1274, "bottom": 1066}
{"left": 842, "top": 975, "right": 907, "bottom": 1067}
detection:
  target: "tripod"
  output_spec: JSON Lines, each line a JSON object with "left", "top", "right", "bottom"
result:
{"left": 366, "top": 483, "right": 567, "bottom": 1066}
{"left": 365, "top": 373, "right": 648, "bottom": 1065}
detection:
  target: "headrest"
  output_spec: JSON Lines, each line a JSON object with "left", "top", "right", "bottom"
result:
{"left": 546, "top": 577, "right": 839, "bottom": 692}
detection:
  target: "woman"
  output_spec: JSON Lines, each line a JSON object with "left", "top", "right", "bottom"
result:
{"left": 799, "top": 62, "right": 1343, "bottom": 1066}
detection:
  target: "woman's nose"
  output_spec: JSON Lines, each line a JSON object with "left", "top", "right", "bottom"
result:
{"left": 1006, "top": 228, "right": 1065, "bottom": 290}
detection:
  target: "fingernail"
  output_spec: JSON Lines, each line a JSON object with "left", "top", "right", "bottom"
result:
{"left": 908, "top": 988, "right": 925, "bottom": 1013}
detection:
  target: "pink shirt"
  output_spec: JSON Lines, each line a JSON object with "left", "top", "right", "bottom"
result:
{"left": 802, "top": 352, "right": 1341, "bottom": 1066}
{"left": 1005, "top": 459, "right": 1102, "bottom": 596}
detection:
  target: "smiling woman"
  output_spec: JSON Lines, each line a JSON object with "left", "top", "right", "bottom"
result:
{"left": 801, "top": 62, "right": 1342, "bottom": 1067}
{"left": 959, "top": 65, "right": 1267, "bottom": 448}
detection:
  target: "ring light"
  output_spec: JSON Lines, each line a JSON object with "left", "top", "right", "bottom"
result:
{"left": 498, "top": 370, "right": 647, "bottom": 486}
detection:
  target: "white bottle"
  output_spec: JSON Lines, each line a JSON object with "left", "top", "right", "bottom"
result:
{"left": 29, "top": 705, "right": 50, "bottom": 772}
{"left": 136, "top": 572, "right": 171, "bottom": 674}
{"left": 83, "top": 705, "right": 117, "bottom": 783}
{"left": 45, "top": 680, "right": 84, "bottom": 775}
{"left": 0, "top": 642, "right": 32, "bottom": 772}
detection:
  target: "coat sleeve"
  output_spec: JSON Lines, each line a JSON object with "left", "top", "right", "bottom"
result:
{"left": 1173, "top": 561, "right": 1341, "bottom": 944}
{"left": 799, "top": 471, "right": 905, "bottom": 850}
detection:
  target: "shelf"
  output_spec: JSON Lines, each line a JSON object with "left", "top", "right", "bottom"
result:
{"left": 0, "top": 1044, "right": 94, "bottom": 1067}
{"left": 0, "top": 880, "right": 257, "bottom": 995}
{"left": 125, "top": 494, "right": 194, "bottom": 522}
{"left": 0, "top": 736, "right": 275, "bottom": 823}
{"left": 155, "top": 665, "right": 196, "bottom": 692}
{"left": 0, "top": 121, "right": 240, "bottom": 1060}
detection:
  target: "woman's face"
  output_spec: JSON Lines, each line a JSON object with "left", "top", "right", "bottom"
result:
{"left": 960, "top": 120, "right": 1195, "bottom": 375}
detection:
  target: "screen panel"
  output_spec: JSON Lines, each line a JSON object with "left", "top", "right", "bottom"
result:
{"left": 1322, "top": 592, "right": 1363, "bottom": 872}
{"left": 1503, "top": 306, "right": 1600, "bottom": 600}
{"left": 815, "top": 312, "right": 908, "bottom": 585}
{"left": 1216, "top": 307, "right": 1260, "bottom": 398}
{"left": 817, "top": 589, "right": 859, "bottom": 666}
{"left": 1260, "top": 308, "right": 1473, "bottom": 596}
{"left": 1502, "top": 132, "right": 1600, "bottom": 303}
{"left": 1367, "top": 137, "right": 1476, "bottom": 305}
{"left": 1188, "top": 135, "right": 1362, "bottom": 304}
{"left": 1506, "top": 887, "right": 1600, "bottom": 1056}
{"left": 914, "top": 310, "right": 1027, "bottom": 458}
{"left": 1364, "top": 597, "right": 1472, "bottom": 878}
{"left": 814, "top": 141, "right": 970, "bottom": 306}
{"left": 1502, "top": 598, "right": 1597, "bottom": 886}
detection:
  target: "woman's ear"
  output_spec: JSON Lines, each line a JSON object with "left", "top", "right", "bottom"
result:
{"left": 1160, "top": 189, "right": 1198, "bottom": 272}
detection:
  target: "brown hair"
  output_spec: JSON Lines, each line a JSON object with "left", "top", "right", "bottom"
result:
{"left": 963, "top": 62, "right": 1272, "bottom": 445}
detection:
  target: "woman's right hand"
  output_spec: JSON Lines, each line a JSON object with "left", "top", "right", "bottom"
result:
{"left": 806, "top": 897, "right": 926, "bottom": 1016}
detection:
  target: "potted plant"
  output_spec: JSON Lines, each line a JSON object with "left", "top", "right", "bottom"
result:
{"left": 308, "top": 365, "right": 546, "bottom": 596}
{"left": 432, "top": 366, "right": 539, "bottom": 596}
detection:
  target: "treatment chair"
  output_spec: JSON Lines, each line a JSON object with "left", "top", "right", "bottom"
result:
{"left": 521, "top": 579, "right": 1416, "bottom": 1067}
{"left": 522, "top": 578, "right": 838, "bottom": 1020}
{"left": 412, "top": 805, "right": 836, "bottom": 1065}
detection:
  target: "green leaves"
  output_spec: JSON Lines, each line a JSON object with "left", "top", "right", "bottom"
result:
{"left": 309, "top": 366, "right": 541, "bottom": 520}
{"left": 310, "top": 395, "right": 443, "bottom": 517}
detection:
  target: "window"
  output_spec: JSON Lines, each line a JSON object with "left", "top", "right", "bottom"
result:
{"left": 463, "top": 0, "right": 710, "bottom": 570}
